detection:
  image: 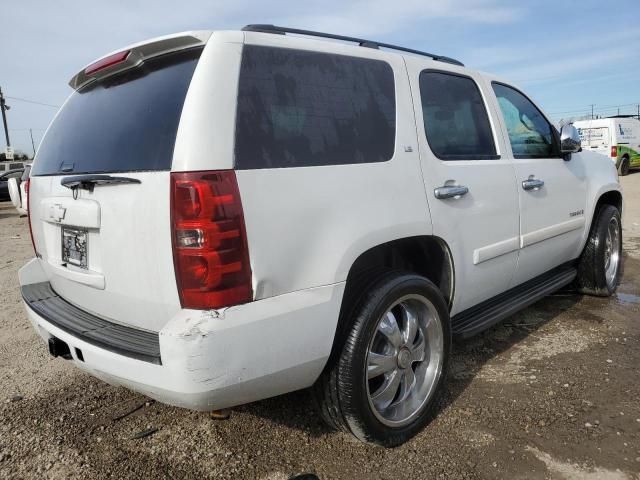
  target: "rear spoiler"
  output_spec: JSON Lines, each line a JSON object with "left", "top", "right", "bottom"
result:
{"left": 69, "top": 31, "right": 212, "bottom": 90}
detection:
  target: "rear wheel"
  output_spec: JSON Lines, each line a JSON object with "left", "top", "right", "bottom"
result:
{"left": 576, "top": 205, "right": 622, "bottom": 296}
{"left": 313, "top": 271, "right": 451, "bottom": 446}
{"left": 620, "top": 156, "right": 630, "bottom": 176}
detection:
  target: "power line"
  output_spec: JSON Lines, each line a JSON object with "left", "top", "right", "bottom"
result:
{"left": 548, "top": 103, "right": 640, "bottom": 120}
{"left": 549, "top": 102, "right": 640, "bottom": 116}
{"left": 5, "top": 96, "right": 60, "bottom": 109}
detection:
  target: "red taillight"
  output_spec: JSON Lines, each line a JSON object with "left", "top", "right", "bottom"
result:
{"left": 171, "top": 170, "right": 252, "bottom": 309}
{"left": 84, "top": 50, "right": 130, "bottom": 75}
{"left": 611, "top": 145, "right": 618, "bottom": 158}
{"left": 25, "top": 178, "right": 37, "bottom": 255}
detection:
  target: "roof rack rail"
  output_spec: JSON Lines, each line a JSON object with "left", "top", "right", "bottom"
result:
{"left": 242, "top": 24, "right": 464, "bottom": 67}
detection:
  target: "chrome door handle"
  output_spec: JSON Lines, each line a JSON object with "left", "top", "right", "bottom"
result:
{"left": 434, "top": 185, "right": 469, "bottom": 199}
{"left": 522, "top": 178, "right": 544, "bottom": 191}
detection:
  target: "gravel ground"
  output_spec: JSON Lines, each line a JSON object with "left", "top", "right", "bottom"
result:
{"left": 1, "top": 175, "right": 639, "bottom": 480}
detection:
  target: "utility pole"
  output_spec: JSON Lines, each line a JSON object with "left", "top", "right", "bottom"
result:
{"left": 589, "top": 104, "right": 595, "bottom": 120}
{"left": 29, "top": 128, "right": 36, "bottom": 158}
{"left": 637, "top": 104, "right": 639, "bottom": 121}
{"left": 0, "top": 87, "right": 10, "bottom": 148}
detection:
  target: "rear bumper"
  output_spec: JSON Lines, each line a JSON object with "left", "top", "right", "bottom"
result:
{"left": 19, "top": 258, "right": 344, "bottom": 410}
{"left": 22, "top": 282, "right": 162, "bottom": 364}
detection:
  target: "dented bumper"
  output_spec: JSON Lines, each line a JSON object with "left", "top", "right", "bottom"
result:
{"left": 19, "top": 258, "right": 344, "bottom": 410}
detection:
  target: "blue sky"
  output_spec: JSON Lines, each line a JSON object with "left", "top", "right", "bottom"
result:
{"left": 1, "top": 0, "right": 639, "bottom": 155}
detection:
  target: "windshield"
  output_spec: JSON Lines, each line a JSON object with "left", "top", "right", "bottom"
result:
{"left": 31, "top": 48, "right": 201, "bottom": 176}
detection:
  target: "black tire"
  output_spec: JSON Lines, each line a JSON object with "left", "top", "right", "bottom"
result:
{"left": 313, "top": 271, "right": 451, "bottom": 447}
{"left": 576, "top": 205, "right": 622, "bottom": 296}
{"left": 620, "top": 156, "right": 630, "bottom": 176}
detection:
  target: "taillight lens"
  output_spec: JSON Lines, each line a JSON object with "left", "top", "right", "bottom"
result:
{"left": 171, "top": 171, "right": 252, "bottom": 309}
{"left": 25, "top": 178, "right": 38, "bottom": 255}
{"left": 611, "top": 145, "right": 618, "bottom": 158}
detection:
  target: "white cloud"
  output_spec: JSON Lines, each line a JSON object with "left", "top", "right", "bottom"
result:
{"left": 282, "top": 0, "right": 523, "bottom": 36}
{"left": 1, "top": 0, "right": 525, "bottom": 152}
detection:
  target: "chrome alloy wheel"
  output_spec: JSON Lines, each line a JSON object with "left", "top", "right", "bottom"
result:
{"left": 365, "top": 294, "right": 444, "bottom": 427}
{"left": 604, "top": 216, "right": 621, "bottom": 289}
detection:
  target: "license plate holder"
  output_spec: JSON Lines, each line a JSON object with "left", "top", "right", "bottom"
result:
{"left": 61, "top": 226, "right": 88, "bottom": 269}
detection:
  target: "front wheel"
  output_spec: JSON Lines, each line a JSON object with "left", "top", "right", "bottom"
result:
{"left": 313, "top": 272, "right": 451, "bottom": 447}
{"left": 576, "top": 205, "right": 622, "bottom": 296}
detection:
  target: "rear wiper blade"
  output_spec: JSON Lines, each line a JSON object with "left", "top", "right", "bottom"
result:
{"left": 61, "top": 174, "right": 141, "bottom": 193}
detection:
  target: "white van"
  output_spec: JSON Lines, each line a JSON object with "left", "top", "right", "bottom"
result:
{"left": 573, "top": 117, "right": 640, "bottom": 175}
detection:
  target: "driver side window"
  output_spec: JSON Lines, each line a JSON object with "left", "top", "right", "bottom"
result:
{"left": 492, "top": 83, "right": 559, "bottom": 158}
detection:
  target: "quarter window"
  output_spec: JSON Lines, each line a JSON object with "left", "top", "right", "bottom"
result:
{"left": 235, "top": 46, "right": 396, "bottom": 169}
{"left": 419, "top": 71, "right": 497, "bottom": 160}
{"left": 492, "top": 83, "right": 558, "bottom": 158}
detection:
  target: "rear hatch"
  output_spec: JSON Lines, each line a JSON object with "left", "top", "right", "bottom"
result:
{"left": 578, "top": 126, "right": 610, "bottom": 153}
{"left": 29, "top": 40, "right": 204, "bottom": 331}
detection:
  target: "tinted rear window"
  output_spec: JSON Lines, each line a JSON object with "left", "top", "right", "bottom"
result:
{"left": 31, "top": 49, "right": 201, "bottom": 176}
{"left": 235, "top": 45, "right": 396, "bottom": 169}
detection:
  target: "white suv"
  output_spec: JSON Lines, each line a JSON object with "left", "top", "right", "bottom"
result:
{"left": 20, "top": 25, "right": 622, "bottom": 446}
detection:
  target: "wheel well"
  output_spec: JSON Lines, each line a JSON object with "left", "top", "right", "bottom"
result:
{"left": 343, "top": 236, "right": 453, "bottom": 307}
{"left": 595, "top": 190, "right": 622, "bottom": 216}
{"left": 326, "top": 236, "right": 454, "bottom": 365}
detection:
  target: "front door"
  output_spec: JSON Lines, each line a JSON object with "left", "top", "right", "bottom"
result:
{"left": 407, "top": 62, "right": 520, "bottom": 315}
{"left": 490, "top": 82, "right": 587, "bottom": 286}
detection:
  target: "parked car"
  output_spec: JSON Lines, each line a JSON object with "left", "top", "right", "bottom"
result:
{"left": 19, "top": 26, "right": 622, "bottom": 447}
{"left": 8, "top": 164, "right": 31, "bottom": 215}
{"left": 573, "top": 117, "right": 640, "bottom": 175}
{"left": 0, "top": 161, "right": 27, "bottom": 172}
{"left": 0, "top": 168, "right": 24, "bottom": 201}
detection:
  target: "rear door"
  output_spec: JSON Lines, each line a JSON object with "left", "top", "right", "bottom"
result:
{"left": 490, "top": 82, "right": 587, "bottom": 286}
{"left": 406, "top": 62, "right": 520, "bottom": 314}
{"left": 579, "top": 125, "right": 610, "bottom": 156}
{"left": 29, "top": 47, "right": 202, "bottom": 331}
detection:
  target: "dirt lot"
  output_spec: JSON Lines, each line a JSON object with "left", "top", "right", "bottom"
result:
{"left": 1, "top": 176, "right": 639, "bottom": 480}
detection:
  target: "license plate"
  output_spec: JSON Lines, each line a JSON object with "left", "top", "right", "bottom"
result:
{"left": 61, "top": 227, "right": 88, "bottom": 269}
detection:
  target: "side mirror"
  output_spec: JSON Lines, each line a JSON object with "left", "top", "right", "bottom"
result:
{"left": 560, "top": 124, "right": 582, "bottom": 154}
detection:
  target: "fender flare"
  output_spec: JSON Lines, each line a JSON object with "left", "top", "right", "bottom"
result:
{"left": 579, "top": 183, "right": 622, "bottom": 253}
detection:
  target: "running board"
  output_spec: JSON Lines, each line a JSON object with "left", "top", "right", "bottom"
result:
{"left": 452, "top": 265, "right": 577, "bottom": 339}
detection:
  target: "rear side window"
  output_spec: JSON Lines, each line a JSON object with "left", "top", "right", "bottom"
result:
{"left": 492, "top": 83, "right": 558, "bottom": 158}
{"left": 235, "top": 46, "right": 396, "bottom": 169}
{"left": 419, "top": 71, "right": 497, "bottom": 160}
{"left": 31, "top": 49, "right": 201, "bottom": 176}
